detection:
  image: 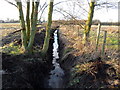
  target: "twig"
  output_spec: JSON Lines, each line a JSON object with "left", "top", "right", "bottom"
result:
{"left": 5, "top": 0, "right": 17, "bottom": 7}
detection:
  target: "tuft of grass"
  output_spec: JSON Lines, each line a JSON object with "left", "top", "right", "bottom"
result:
{"left": 2, "top": 42, "right": 22, "bottom": 55}
{"left": 60, "top": 25, "right": 119, "bottom": 88}
{"left": 63, "top": 47, "right": 74, "bottom": 55}
{"left": 89, "top": 30, "right": 118, "bottom": 50}
{"left": 68, "top": 59, "right": 120, "bottom": 88}
{"left": 67, "top": 62, "right": 93, "bottom": 87}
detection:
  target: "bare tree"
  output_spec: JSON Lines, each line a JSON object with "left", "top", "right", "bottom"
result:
{"left": 6, "top": 0, "right": 40, "bottom": 53}
{"left": 83, "top": 0, "right": 95, "bottom": 43}
{"left": 42, "top": 0, "right": 54, "bottom": 56}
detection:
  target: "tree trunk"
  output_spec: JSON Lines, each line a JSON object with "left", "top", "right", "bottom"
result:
{"left": 16, "top": 1, "right": 27, "bottom": 51}
{"left": 83, "top": 0, "right": 95, "bottom": 43}
{"left": 27, "top": 1, "right": 39, "bottom": 53}
{"left": 31, "top": 2, "right": 34, "bottom": 26}
{"left": 42, "top": 0, "right": 54, "bottom": 55}
{"left": 26, "top": 0, "right": 30, "bottom": 43}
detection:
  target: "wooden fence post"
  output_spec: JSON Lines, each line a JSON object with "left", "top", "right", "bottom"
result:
{"left": 101, "top": 31, "right": 107, "bottom": 56}
{"left": 96, "top": 23, "right": 101, "bottom": 51}
{"left": 78, "top": 26, "right": 79, "bottom": 36}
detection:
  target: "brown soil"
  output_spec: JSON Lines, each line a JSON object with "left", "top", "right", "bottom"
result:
{"left": 1, "top": 24, "right": 119, "bottom": 89}
{"left": 2, "top": 27, "right": 55, "bottom": 89}
{"left": 68, "top": 60, "right": 120, "bottom": 88}
{"left": 2, "top": 53, "right": 50, "bottom": 88}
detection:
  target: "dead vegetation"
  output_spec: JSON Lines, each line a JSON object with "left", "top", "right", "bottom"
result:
{"left": 59, "top": 25, "right": 119, "bottom": 88}
{"left": 68, "top": 59, "right": 120, "bottom": 88}
{"left": 1, "top": 23, "right": 119, "bottom": 88}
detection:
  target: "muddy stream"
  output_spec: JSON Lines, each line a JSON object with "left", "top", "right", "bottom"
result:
{"left": 48, "top": 30, "right": 65, "bottom": 88}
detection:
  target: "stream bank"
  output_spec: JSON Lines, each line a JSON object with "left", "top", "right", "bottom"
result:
{"left": 2, "top": 24, "right": 120, "bottom": 89}
{"left": 2, "top": 28, "right": 56, "bottom": 89}
{"left": 48, "top": 30, "right": 65, "bottom": 88}
{"left": 58, "top": 28, "right": 77, "bottom": 88}
{"left": 58, "top": 25, "right": 120, "bottom": 88}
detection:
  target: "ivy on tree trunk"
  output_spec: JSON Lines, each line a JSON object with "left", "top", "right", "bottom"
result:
{"left": 27, "top": 1, "right": 39, "bottom": 53}
{"left": 26, "top": 0, "right": 30, "bottom": 43}
{"left": 42, "top": 0, "right": 54, "bottom": 56}
{"left": 83, "top": 0, "right": 95, "bottom": 43}
{"left": 16, "top": 1, "right": 27, "bottom": 50}
{"left": 16, "top": 0, "right": 39, "bottom": 54}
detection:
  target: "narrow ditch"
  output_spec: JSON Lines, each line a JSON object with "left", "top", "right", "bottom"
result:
{"left": 2, "top": 28, "right": 67, "bottom": 89}
{"left": 48, "top": 30, "right": 65, "bottom": 88}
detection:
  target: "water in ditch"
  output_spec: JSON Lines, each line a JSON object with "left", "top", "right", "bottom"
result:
{"left": 48, "top": 30, "right": 65, "bottom": 88}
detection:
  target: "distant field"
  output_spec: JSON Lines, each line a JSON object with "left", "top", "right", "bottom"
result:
{"left": 0, "top": 23, "right": 20, "bottom": 28}
{"left": 60, "top": 25, "right": 118, "bottom": 50}
{"left": 91, "top": 25, "right": 118, "bottom": 33}
{"left": 0, "top": 23, "right": 20, "bottom": 37}
{"left": 0, "top": 23, "right": 118, "bottom": 41}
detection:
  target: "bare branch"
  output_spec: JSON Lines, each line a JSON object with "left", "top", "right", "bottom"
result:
{"left": 55, "top": 8, "right": 85, "bottom": 29}
{"left": 54, "top": 9, "right": 68, "bottom": 19}
{"left": 53, "top": 0, "right": 73, "bottom": 6}
{"left": 87, "top": 0, "right": 90, "bottom": 7}
{"left": 38, "top": 2, "right": 47, "bottom": 13}
{"left": 96, "top": 2, "right": 117, "bottom": 8}
{"left": 38, "top": 0, "right": 73, "bottom": 21}
{"left": 5, "top": 0, "right": 17, "bottom": 7}
{"left": 75, "top": 2, "right": 89, "bottom": 14}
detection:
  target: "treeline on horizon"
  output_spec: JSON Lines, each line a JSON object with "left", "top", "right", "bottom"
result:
{"left": 0, "top": 19, "right": 119, "bottom": 26}
{"left": 52, "top": 20, "right": 119, "bottom": 26}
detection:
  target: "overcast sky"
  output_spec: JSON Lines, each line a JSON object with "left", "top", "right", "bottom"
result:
{"left": 0, "top": 0, "right": 119, "bottom": 22}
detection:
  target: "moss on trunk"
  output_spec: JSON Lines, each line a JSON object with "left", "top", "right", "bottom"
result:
{"left": 83, "top": 1, "right": 95, "bottom": 43}
{"left": 42, "top": 1, "right": 54, "bottom": 55}
{"left": 26, "top": 0, "right": 30, "bottom": 43}
{"left": 27, "top": 1, "right": 39, "bottom": 54}
{"left": 16, "top": 1, "right": 27, "bottom": 51}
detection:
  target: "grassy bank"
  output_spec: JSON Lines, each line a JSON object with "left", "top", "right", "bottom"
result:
{"left": 1, "top": 23, "right": 54, "bottom": 88}
{"left": 59, "top": 25, "right": 120, "bottom": 88}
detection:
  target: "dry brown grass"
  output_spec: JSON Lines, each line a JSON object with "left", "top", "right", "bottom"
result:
{"left": 0, "top": 23, "right": 20, "bottom": 28}
{"left": 59, "top": 25, "right": 118, "bottom": 55}
{"left": 59, "top": 25, "right": 98, "bottom": 57}
{"left": 59, "top": 24, "right": 119, "bottom": 66}
{"left": 68, "top": 59, "right": 120, "bottom": 88}
{"left": 91, "top": 25, "right": 118, "bottom": 33}
{"left": 59, "top": 24, "right": 120, "bottom": 88}
{"left": 0, "top": 23, "right": 20, "bottom": 37}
